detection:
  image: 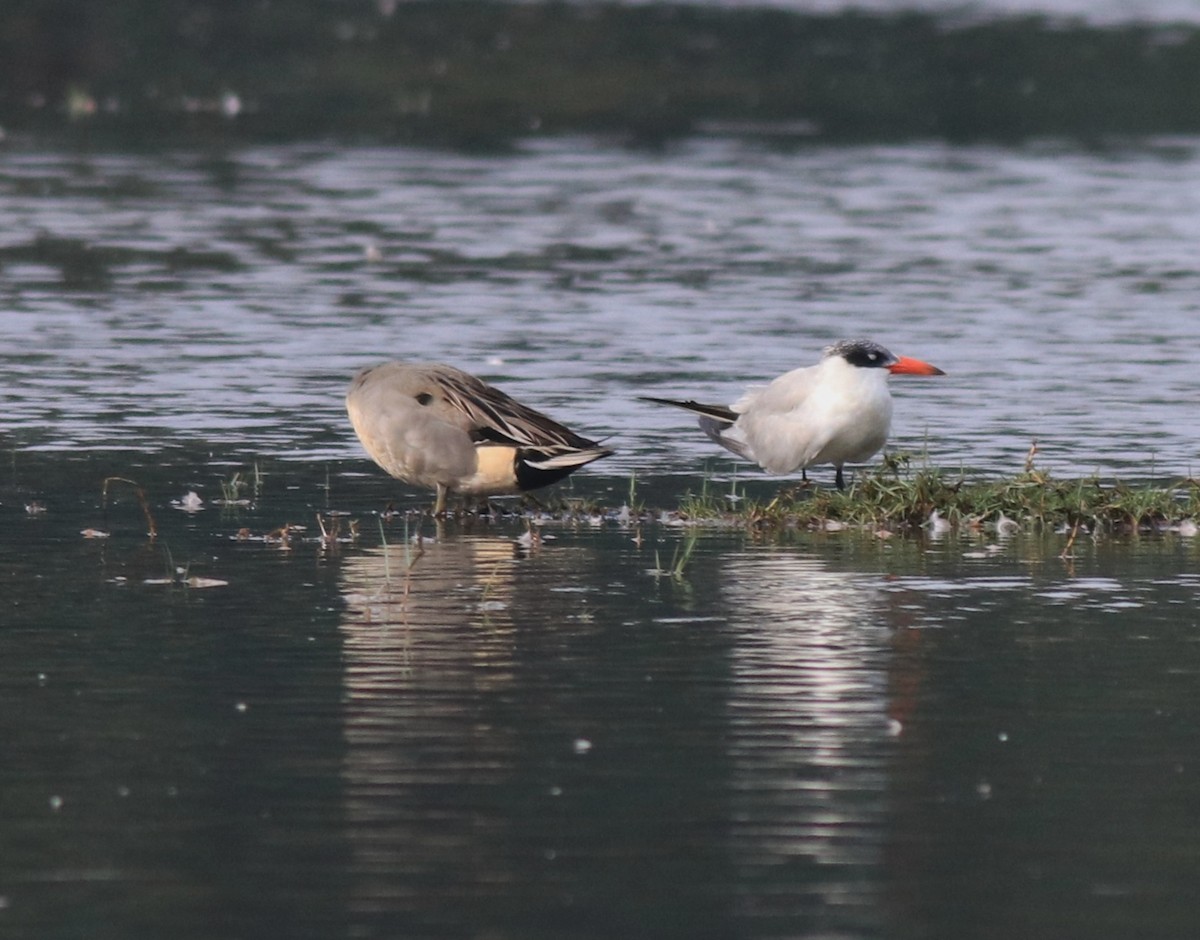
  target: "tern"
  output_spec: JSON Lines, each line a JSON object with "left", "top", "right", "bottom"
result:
{"left": 347, "top": 361, "right": 613, "bottom": 514}
{"left": 640, "top": 339, "right": 944, "bottom": 490}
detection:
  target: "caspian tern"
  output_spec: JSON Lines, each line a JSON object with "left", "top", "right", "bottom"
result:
{"left": 641, "top": 339, "right": 945, "bottom": 490}
{"left": 347, "top": 362, "right": 612, "bottom": 514}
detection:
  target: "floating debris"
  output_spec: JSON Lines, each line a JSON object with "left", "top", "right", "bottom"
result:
{"left": 926, "top": 509, "right": 952, "bottom": 536}
{"left": 172, "top": 491, "right": 204, "bottom": 513}
{"left": 995, "top": 513, "right": 1020, "bottom": 537}
{"left": 185, "top": 576, "right": 229, "bottom": 589}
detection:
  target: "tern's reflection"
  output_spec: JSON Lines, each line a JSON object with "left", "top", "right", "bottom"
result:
{"left": 720, "top": 551, "right": 901, "bottom": 928}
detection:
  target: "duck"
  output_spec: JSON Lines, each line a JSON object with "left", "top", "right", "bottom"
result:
{"left": 346, "top": 361, "right": 613, "bottom": 513}
{"left": 640, "top": 339, "right": 944, "bottom": 490}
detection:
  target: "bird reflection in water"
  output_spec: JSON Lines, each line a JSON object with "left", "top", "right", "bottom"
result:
{"left": 720, "top": 550, "right": 923, "bottom": 929}
{"left": 335, "top": 528, "right": 595, "bottom": 924}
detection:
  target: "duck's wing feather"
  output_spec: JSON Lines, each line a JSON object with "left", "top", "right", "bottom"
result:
{"left": 431, "top": 364, "right": 609, "bottom": 456}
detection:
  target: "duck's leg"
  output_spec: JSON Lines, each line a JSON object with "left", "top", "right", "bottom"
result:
{"left": 434, "top": 483, "right": 449, "bottom": 516}
{"left": 835, "top": 466, "right": 846, "bottom": 491}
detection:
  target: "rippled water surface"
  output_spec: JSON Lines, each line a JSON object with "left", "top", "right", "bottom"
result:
{"left": 3, "top": 137, "right": 1200, "bottom": 480}
{"left": 3, "top": 136, "right": 1200, "bottom": 939}
{"left": 2, "top": 465, "right": 1199, "bottom": 940}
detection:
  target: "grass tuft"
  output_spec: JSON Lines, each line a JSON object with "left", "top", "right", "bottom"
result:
{"left": 668, "top": 453, "right": 1200, "bottom": 535}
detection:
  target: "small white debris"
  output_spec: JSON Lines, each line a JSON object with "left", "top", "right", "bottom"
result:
{"left": 1179, "top": 519, "right": 1198, "bottom": 537}
{"left": 887, "top": 718, "right": 903, "bottom": 737}
{"left": 996, "top": 513, "right": 1020, "bottom": 536}
{"left": 235, "top": 702, "right": 248, "bottom": 713}
{"left": 572, "top": 738, "right": 592, "bottom": 755}
{"left": 926, "top": 509, "right": 951, "bottom": 536}
{"left": 49, "top": 795, "right": 64, "bottom": 812}
{"left": 172, "top": 491, "right": 204, "bottom": 513}
{"left": 823, "top": 519, "right": 846, "bottom": 532}
{"left": 80, "top": 528, "right": 110, "bottom": 539}
{"left": 185, "top": 576, "right": 229, "bottom": 589}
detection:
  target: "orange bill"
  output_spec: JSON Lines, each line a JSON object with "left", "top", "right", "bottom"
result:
{"left": 888, "top": 356, "right": 945, "bottom": 376}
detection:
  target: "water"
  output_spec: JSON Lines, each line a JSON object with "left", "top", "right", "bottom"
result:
{"left": 3, "top": 135, "right": 1200, "bottom": 939}
{"left": 3, "top": 471, "right": 1199, "bottom": 939}
{"left": 3, "top": 138, "right": 1199, "bottom": 479}
{"left": 666, "top": 0, "right": 1200, "bottom": 25}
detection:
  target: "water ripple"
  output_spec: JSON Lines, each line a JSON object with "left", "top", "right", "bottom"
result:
{"left": 2, "top": 139, "right": 1199, "bottom": 481}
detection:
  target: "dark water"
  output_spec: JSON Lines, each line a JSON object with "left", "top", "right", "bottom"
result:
{"left": 2, "top": 450, "right": 1199, "bottom": 938}
{"left": 3, "top": 125, "right": 1200, "bottom": 937}
{"left": 662, "top": 0, "right": 1200, "bottom": 22}
{"left": 8, "top": 2, "right": 1200, "bottom": 149}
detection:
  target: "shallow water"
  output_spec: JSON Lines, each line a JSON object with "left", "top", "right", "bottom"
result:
{"left": 2, "top": 135, "right": 1200, "bottom": 938}
{"left": 2, "top": 452, "right": 1199, "bottom": 939}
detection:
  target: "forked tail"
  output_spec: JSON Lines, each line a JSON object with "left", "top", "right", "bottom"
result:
{"left": 637, "top": 396, "right": 737, "bottom": 425}
{"left": 639, "top": 396, "right": 752, "bottom": 461}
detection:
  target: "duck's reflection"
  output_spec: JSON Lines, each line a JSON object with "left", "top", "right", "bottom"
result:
{"left": 340, "top": 532, "right": 522, "bottom": 689}
{"left": 720, "top": 550, "right": 913, "bottom": 929}
{"left": 336, "top": 527, "right": 610, "bottom": 926}
{"left": 338, "top": 533, "right": 522, "bottom": 916}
